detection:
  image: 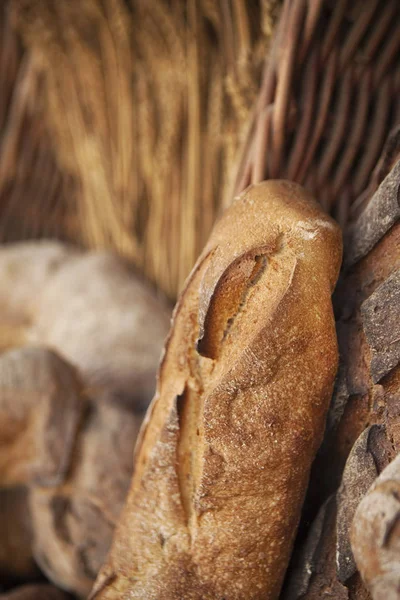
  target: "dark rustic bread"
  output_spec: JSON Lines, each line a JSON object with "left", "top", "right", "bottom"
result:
{"left": 351, "top": 452, "right": 400, "bottom": 600}
{"left": 283, "top": 147, "right": 400, "bottom": 600}
{"left": 91, "top": 180, "right": 342, "bottom": 600}
{"left": 283, "top": 425, "right": 390, "bottom": 600}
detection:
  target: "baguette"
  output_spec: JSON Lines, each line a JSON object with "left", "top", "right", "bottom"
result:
{"left": 92, "top": 181, "right": 342, "bottom": 600}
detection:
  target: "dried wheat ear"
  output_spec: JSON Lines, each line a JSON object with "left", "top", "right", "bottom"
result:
{"left": 0, "top": 242, "right": 170, "bottom": 597}
{"left": 2, "top": 0, "right": 277, "bottom": 300}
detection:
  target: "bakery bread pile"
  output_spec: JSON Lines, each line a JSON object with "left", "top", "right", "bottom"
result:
{"left": 91, "top": 181, "right": 342, "bottom": 600}
{"left": 6, "top": 170, "right": 400, "bottom": 598}
{"left": 0, "top": 244, "right": 170, "bottom": 596}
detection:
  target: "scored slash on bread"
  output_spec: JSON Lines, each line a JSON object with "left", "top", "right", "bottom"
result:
{"left": 91, "top": 181, "right": 342, "bottom": 600}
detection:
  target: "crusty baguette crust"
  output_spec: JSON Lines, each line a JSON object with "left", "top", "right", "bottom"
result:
{"left": 92, "top": 181, "right": 342, "bottom": 600}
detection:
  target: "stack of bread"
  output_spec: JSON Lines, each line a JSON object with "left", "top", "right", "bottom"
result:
{"left": 0, "top": 244, "right": 170, "bottom": 597}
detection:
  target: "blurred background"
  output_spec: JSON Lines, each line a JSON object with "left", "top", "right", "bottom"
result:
{"left": 0, "top": 0, "right": 278, "bottom": 300}
{"left": 2, "top": 1, "right": 400, "bottom": 301}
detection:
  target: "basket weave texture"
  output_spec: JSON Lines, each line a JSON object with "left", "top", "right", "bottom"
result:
{"left": 231, "top": 0, "right": 400, "bottom": 229}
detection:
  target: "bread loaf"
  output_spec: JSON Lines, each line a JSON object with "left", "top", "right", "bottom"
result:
{"left": 0, "top": 241, "right": 170, "bottom": 403}
{"left": 351, "top": 453, "right": 400, "bottom": 600}
{"left": 91, "top": 181, "right": 342, "bottom": 600}
{"left": 0, "top": 243, "right": 171, "bottom": 594}
{"left": 0, "top": 346, "right": 145, "bottom": 597}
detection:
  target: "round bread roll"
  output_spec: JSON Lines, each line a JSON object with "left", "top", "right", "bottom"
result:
{"left": 0, "top": 241, "right": 171, "bottom": 404}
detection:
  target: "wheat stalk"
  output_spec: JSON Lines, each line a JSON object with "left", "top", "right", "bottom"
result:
{"left": 4, "top": 0, "right": 276, "bottom": 298}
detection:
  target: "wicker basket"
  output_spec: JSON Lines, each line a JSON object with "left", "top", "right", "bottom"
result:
{"left": 230, "top": 0, "right": 400, "bottom": 228}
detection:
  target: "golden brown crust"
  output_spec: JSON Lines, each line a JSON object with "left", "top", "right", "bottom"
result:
{"left": 92, "top": 181, "right": 342, "bottom": 600}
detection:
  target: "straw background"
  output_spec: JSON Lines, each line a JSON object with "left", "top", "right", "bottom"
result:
{"left": 0, "top": 0, "right": 278, "bottom": 300}
{"left": 1, "top": 0, "right": 400, "bottom": 300}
